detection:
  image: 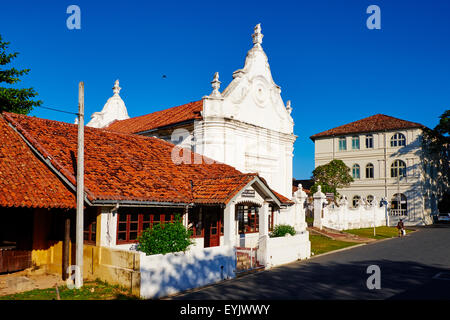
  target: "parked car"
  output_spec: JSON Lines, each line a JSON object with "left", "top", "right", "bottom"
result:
{"left": 436, "top": 213, "right": 450, "bottom": 223}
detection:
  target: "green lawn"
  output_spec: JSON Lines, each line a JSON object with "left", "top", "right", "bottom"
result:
{"left": 0, "top": 280, "right": 139, "bottom": 300}
{"left": 309, "top": 235, "right": 358, "bottom": 256}
{"left": 345, "top": 226, "right": 413, "bottom": 240}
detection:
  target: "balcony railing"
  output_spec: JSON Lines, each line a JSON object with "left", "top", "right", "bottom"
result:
{"left": 389, "top": 209, "right": 407, "bottom": 216}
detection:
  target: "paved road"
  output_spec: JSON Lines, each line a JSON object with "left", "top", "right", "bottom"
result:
{"left": 169, "top": 225, "right": 450, "bottom": 300}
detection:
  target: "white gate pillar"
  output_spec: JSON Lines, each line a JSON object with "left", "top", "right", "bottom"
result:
{"left": 258, "top": 201, "right": 270, "bottom": 267}
{"left": 224, "top": 200, "right": 236, "bottom": 247}
{"left": 313, "top": 186, "right": 326, "bottom": 230}
{"left": 294, "top": 184, "right": 308, "bottom": 232}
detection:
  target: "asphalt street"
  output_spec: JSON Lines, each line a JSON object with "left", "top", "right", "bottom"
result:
{"left": 169, "top": 225, "right": 450, "bottom": 300}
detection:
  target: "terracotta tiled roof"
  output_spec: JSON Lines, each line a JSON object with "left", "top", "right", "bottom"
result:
{"left": 310, "top": 114, "right": 424, "bottom": 140}
{"left": 0, "top": 115, "right": 75, "bottom": 209}
{"left": 192, "top": 174, "right": 257, "bottom": 204}
{"left": 3, "top": 112, "right": 288, "bottom": 206}
{"left": 271, "top": 189, "right": 294, "bottom": 205}
{"left": 106, "top": 100, "right": 203, "bottom": 134}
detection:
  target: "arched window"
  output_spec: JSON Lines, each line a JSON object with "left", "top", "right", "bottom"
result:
{"left": 352, "top": 195, "right": 361, "bottom": 208}
{"left": 390, "top": 193, "right": 407, "bottom": 216}
{"left": 352, "top": 164, "right": 360, "bottom": 179}
{"left": 366, "top": 195, "right": 374, "bottom": 205}
{"left": 390, "top": 133, "right": 406, "bottom": 147}
{"left": 391, "top": 160, "right": 406, "bottom": 178}
{"left": 366, "top": 163, "right": 374, "bottom": 179}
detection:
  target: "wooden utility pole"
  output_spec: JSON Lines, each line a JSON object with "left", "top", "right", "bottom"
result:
{"left": 62, "top": 215, "right": 70, "bottom": 280}
{"left": 75, "top": 81, "right": 84, "bottom": 289}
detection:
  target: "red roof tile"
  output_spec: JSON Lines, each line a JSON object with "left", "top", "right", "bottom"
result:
{"left": 310, "top": 114, "right": 424, "bottom": 140}
{"left": 106, "top": 100, "right": 203, "bottom": 134}
{"left": 3, "top": 112, "right": 288, "bottom": 206}
{"left": 0, "top": 115, "right": 75, "bottom": 209}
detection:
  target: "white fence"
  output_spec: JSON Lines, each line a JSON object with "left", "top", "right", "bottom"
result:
{"left": 322, "top": 202, "right": 386, "bottom": 231}
{"left": 139, "top": 245, "right": 236, "bottom": 299}
{"left": 313, "top": 187, "right": 387, "bottom": 231}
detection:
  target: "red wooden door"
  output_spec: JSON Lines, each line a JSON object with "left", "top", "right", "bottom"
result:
{"left": 204, "top": 210, "right": 221, "bottom": 248}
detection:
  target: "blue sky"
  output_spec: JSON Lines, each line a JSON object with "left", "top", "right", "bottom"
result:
{"left": 1, "top": 0, "right": 449, "bottom": 179}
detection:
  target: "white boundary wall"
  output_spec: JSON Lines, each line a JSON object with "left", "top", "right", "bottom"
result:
{"left": 314, "top": 187, "right": 387, "bottom": 231}
{"left": 139, "top": 245, "right": 236, "bottom": 299}
{"left": 263, "top": 232, "right": 310, "bottom": 268}
{"left": 322, "top": 203, "right": 387, "bottom": 231}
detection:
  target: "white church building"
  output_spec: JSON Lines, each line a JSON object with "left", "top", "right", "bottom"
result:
{"left": 89, "top": 24, "right": 294, "bottom": 201}
{"left": 86, "top": 24, "right": 310, "bottom": 260}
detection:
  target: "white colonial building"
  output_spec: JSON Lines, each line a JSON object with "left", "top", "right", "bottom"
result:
{"left": 311, "top": 114, "right": 437, "bottom": 226}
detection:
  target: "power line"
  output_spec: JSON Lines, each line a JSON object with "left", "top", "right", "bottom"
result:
{"left": 35, "top": 105, "right": 79, "bottom": 116}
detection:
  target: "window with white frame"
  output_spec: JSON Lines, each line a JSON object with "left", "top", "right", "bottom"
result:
{"left": 391, "top": 160, "right": 406, "bottom": 178}
{"left": 366, "top": 163, "right": 374, "bottom": 179}
{"left": 365, "top": 134, "right": 373, "bottom": 148}
{"left": 339, "top": 137, "right": 347, "bottom": 151}
{"left": 390, "top": 133, "right": 406, "bottom": 147}
{"left": 352, "top": 164, "right": 360, "bottom": 179}
{"left": 352, "top": 136, "right": 360, "bottom": 150}
{"left": 352, "top": 195, "right": 361, "bottom": 208}
{"left": 366, "top": 195, "right": 374, "bottom": 205}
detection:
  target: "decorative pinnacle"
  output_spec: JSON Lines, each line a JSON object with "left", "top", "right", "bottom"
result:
{"left": 210, "top": 72, "right": 222, "bottom": 98}
{"left": 286, "top": 100, "right": 292, "bottom": 114}
{"left": 252, "top": 23, "right": 263, "bottom": 47}
{"left": 113, "top": 79, "right": 121, "bottom": 95}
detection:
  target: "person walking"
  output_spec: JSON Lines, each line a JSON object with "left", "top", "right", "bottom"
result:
{"left": 397, "top": 219, "right": 405, "bottom": 237}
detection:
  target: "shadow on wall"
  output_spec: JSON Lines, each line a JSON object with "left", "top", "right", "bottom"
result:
{"left": 140, "top": 246, "right": 236, "bottom": 299}
{"left": 169, "top": 258, "right": 450, "bottom": 300}
{"left": 384, "top": 135, "right": 448, "bottom": 223}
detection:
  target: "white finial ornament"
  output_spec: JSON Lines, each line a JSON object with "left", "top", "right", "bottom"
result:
{"left": 286, "top": 100, "right": 292, "bottom": 114}
{"left": 252, "top": 23, "right": 263, "bottom": 48}
{"left": 113, "top": 79, "right": 121, "bottom": 95}
{"left": 210, "top": 72, "right": 222, "bottom": 98}
{"left": 86, "top": 79, "right": 129, "bottom": 128}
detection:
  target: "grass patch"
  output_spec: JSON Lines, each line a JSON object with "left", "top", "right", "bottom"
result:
{"left": 310, "top": 235, "right": 358, "bottom": 256}
{"left": 0, "top": 279, "right": 139, "bottom": 300}
{"left": 345, "top": 226, "right": 413, "bottom": 240}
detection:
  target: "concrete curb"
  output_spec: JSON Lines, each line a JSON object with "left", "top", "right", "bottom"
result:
{"left": 307, "top": 228, "right": 421, "bottom": 260}
{"left": 308, "top": 243, "right": 367, "bottom": 260}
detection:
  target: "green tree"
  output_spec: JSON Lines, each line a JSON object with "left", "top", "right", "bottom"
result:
{"left": 421, "top": 110, "right": 450, "bottom": 212}
{"left": 0, "top": 34, "right": 42, "bottom": 114}
{"left": 310, "top": 159, "right": 354, "bottom": 196}
{"left": 137, "top": 215, "right": 194, "bottom": 255}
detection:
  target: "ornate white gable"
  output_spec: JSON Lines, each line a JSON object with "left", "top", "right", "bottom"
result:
{"left": 87, "top": 80, "right": 130, "bottom": 128}
{"left": 203, "top": 24, "right": 294, "bottom": 135}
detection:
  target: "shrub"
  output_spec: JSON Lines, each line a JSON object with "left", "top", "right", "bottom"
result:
{"left": 137, "top": 215, "right": 194, "bottom": 255}
{"left": 270, "top": 224, "right": 296, "bottom": 238}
